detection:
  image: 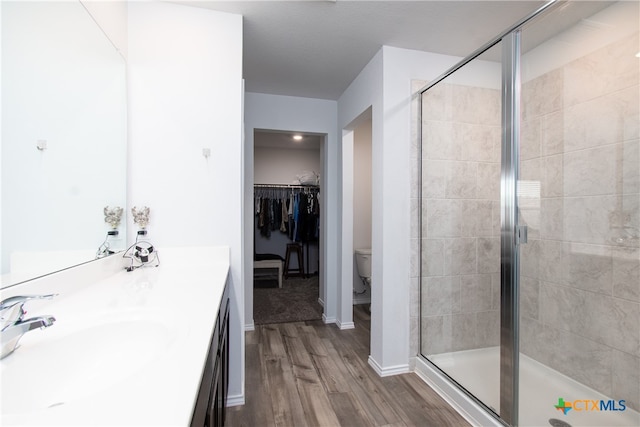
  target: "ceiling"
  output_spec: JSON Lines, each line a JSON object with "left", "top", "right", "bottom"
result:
{"left": 174, "top": 0, "right": 615, "bottom": 148}
{"left": 177, "top": 0, "right": 550, "bottom": 100}
{"left": 254, "top": 130, "right": 322, "bottom": 150}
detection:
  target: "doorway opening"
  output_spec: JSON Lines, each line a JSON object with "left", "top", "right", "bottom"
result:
{"left": 340, "top": 106, "right": 372, "bottom": 339}
{"left": 252, "top": 129, "right": 324, "bottom": 325}
{"left": 352, "top": 116, "right": 372, "bottom": 310}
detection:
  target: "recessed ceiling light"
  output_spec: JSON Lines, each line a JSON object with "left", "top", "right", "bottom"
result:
{"left": 293, "top": 135, "right": 303, "bottom": 141}
{"left": 636, "top": 52, "right": 640, "bottom": 58}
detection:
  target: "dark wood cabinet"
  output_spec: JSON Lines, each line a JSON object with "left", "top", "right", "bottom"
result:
{"left": 191, "top": 287, "right": 230, "bottom": 427}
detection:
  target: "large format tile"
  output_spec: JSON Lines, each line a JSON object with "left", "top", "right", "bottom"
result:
{"left": 476, "top": 310, "right": 500, "bottom": 347}
{"left": 452, "top": 85, "right": 500, "bottom": 126}
{"left": 542, "top": 154, "right": 563, "bottom": 198}
{"left": 563, "top": 195, "right": 616, "bottom": 245}
{"left": 622, "top": 139, "right": 640, "bottom": 195}
{"left": 421, "top": 238, "right": 445, "bottom": 277}
{"left": 612, "top": 350, "right": 640, "bottom": 412}
{"left": 564, "top": 33, "right": 640, "bottom": 107}
{"left": 460, "top": 274, "right": 492, "bottom": 312}
{"left": 538, "top": 239, "right": 563, "bottom": 283}
{"left": 421, "top": 276, "right": 461, "bottom": 316}
{"left": 541, "top": 111, "right": 564, "bottom": 156}
{"left": 422, "top": 159, "right": 447, "bottom": 198}
{"left": 564, "top": 87, "right": 639, "bottom": 152}
{"left": 540, "top": 327, "right": 612, "bottom": 396}
{"left": 425, "top": 199, "right": 464, "bottom": 238}
{"left": 521, "top": 276, "right": 540, "bottom": 321}
{"left": 563, "top": 144, "right": 617, "bottom": 196}
{"left": 422, "top": 83, "right": 453, "bottom": 122}
{"left": 423, "top": 121, "right": 460, "bottom": 160}
{"left": 444, "top": 238, "right": 477, "bottom": 275}
{"left": 562, "top": 243, "right": 613, "bottom": 294}
{"left": 583, "top": 293, "right": 640, "bottom": 357}
{"left": 477, "top": 237, "right": 500, "bottom": 274}
{"left": 460, "top": 123, "right": 500, "bottom": 163}
{"left": 522, "top": 68, "right": 563, "bottom": 121}
{"left": 476, "top": 162, "right": 500, "bottom": 200}
{"left": 445, "top": 161, "right": 477, "bottom": 199}
{"left": 613, "top": 248, "right": 640, "bottom": 302}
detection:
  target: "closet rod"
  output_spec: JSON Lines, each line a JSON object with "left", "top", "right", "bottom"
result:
{"left": 254, "top": 184, "right": 319, "bottom": 189}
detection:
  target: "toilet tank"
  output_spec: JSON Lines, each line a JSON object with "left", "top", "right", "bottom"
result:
{"left": 354, "top": 248, "right": 372, "bottom": 278}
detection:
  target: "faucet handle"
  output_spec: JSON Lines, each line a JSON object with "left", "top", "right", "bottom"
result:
{"left": 0, "top": 294, "right": 57, "bottom": 311}
{"left": 0, "top": 294, "right": 57, "bottom": 329}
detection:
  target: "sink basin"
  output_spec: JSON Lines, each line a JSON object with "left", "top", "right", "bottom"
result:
{"left": 1, "top": 315, "right": 173, "bottom": 415}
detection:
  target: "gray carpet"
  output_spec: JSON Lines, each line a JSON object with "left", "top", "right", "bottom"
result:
{"left": 253, "top": 276, "right": 323, "bottom": 325}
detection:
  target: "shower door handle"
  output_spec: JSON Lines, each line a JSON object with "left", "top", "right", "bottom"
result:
{"left": 516, "top": 225, "right": 528, "bottom": 245}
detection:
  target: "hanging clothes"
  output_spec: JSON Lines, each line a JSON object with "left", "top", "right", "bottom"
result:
{"left": 254, "top": 185, "right": 320, "bottom": 242}
{"left": 280, "top": 199, "right": 288, "bottom": 232}
{"left": 259, "top": 197, "right": 270, "bottom": 237}
{"left": 294, "top": 191, "right": 320, "bottom": 243}
{"left": 292, "top": 193, "right": 300, "bottom": 241}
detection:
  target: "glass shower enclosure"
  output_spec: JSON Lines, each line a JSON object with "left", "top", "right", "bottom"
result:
{"left": 418, "top": 1, "right": 639, "bottom": 426}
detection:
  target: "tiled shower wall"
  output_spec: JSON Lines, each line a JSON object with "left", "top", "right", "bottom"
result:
{"left": 519, "top": 33, "right": 640, "bottom": 411}
{"left": 412, "top": 32, "right": 640, "bottom": 411}
{"left": 416, "top": 81, "right": 503, "bottom": 355}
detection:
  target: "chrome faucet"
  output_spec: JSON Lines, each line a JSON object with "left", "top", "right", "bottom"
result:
{"left": 0, "top": 294, "right": 57, "bottom": 359}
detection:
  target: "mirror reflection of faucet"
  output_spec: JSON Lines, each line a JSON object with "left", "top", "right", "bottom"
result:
{"left": 0, "top": 294, "right": 57, "bottom": 359}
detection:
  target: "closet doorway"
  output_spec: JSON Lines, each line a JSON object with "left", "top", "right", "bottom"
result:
{"left": 252, "top": 130, "right": 323, "bottom": 325}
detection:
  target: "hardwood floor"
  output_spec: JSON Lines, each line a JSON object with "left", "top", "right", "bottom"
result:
{"left": 226, "top": 305, "right": 470, "bottom": 427}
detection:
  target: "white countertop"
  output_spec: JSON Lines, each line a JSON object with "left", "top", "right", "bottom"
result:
{"left": 1, "top": 246, "right": 230, "bottom": 426}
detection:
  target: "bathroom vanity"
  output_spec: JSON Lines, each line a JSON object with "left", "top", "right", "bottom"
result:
{"left": 0, "top": 247, "right": 230, "bottom": 426}
{"left": 192, "top": 276, "right": 230, "bottom": 427}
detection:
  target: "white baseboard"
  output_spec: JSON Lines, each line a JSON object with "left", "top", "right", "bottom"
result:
{"left": 225, "top": 393, "right": 245, "bottom": 407}
{"left": 244, "top": 322, "right": 255, "bottom": 331}
{"left": 322, "top": 314, "right": 336, "bottom": 324}
{"left": 336, "top": 319, "right": 355, "bottom": 330}
{"left": 367, "top": 356, "right": 410, "bottom": 377}
{"left": 414, "top": 357, "right": 502, "bottom": 427}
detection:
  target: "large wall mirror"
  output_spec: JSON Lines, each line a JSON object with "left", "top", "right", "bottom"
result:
{"left": 1, "top": 1, "right": 127, "bottom": 288}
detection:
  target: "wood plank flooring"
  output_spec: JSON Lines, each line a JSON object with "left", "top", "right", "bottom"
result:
{"left": 226, "top": 306, "right": 470, "bottom": 427}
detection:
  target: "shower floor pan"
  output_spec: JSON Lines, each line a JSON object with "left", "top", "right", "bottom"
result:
{"left": 429, "top": 347, "right": 639, "bottom": 427}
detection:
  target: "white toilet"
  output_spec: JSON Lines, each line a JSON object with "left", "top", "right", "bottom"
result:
{"left": 355, "top": 248, "right": 372, "bottom": 286}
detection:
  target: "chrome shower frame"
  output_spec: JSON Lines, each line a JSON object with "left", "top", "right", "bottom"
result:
{"left": 417, "top": 1, "right": 561, "bottom": 425}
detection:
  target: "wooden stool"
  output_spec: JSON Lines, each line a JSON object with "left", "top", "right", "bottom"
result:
{"left": 284, "top": 243, "right": 304, "bottom": 279}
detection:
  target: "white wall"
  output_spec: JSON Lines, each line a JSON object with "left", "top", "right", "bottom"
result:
{"left": 244, "top": 92, "right": 338, "bottom": 329}
{"left": 338, "top": 47, "right": 461, "bottom": 375}
{"left": 384, "top": 47, "right": 460, "bottom": 373}
{"left": 353, "top": 117, "right": 372, "bottom": 302}
{"left": 254, "top": 146, "right": 320, "bottom": 185}
{"left": 338, "top": 50, "right": 382, "bottom": 338}
{"left": 80, "top": 0, "right": 127, "bottom": 60}
{"left": 127, "top": 1, "right": 244, "bottom": 403}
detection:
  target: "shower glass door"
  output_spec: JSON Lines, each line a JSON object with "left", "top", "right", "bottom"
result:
{"left": 518, "top": 2, "right": 640, "bottom": 426}
{"left": 421, "top": 2, "right": 640, "bottom": 426}
{"left": 420, "top": 42, "right": 503, "bottom": 416}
